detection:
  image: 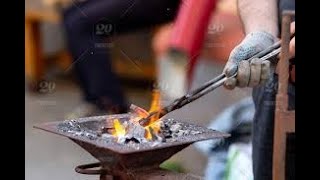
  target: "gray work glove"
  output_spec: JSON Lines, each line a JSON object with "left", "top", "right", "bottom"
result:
{"left": 223, "top": 31, "right": 277, "bottom": 89}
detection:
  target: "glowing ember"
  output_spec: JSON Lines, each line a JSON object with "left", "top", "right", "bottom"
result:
{"left": 112, "top": 89, "right": 163, "bottom": 142}
{"left": 130, "top": 104, "right": 149, "bottom": 123}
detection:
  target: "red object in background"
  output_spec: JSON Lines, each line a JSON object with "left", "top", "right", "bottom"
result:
{"left": 152, "top": 13, "right": 244, "bottom": 65}
{"left": 203, "top": 12, "right": 244, "bottom": 64}
{"left": 169, "top": 0, "right": 218, "bottom": 83}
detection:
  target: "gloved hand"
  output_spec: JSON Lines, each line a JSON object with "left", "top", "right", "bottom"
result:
{"left": 223, "top": 31, "right": 277, "bottom": 89}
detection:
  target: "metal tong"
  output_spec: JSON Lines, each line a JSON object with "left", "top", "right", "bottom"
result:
{"left": 139, "top": 34, "right": 294, "bottom": 126}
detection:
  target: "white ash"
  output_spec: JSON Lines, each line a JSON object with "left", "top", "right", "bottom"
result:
{"left": 57, "top": 120, "right": 98, "bottom": 140}
{"left": 163, "top": 119, "right": 203, "bottom": 138}
{"left": 151, "top": 141, "right": 162, "bottom": 147}
{"left": 191, "top": 131, "right": 201, "bottom": 135}
{"left": 170, "top": 123, "right": 182, "bottom": 132}
{"left": 117, "top": 136, "right": 126, "bottom": 144}
{"left": 57, "top": 118, "right": 210, "bottom": 147}
{"left": 122, "top": 122, "right": 147, "bottom": 143}
{"left": 58, "top": 120, "right": 81, "bottom": 132}
{"left": 101, "top": 133, "right": 113, "bottom": 139}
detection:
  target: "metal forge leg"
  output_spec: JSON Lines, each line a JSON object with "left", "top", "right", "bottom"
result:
{"left": 99, "top": 169, "right": 203, "bottom": 180}
{"left": 272, "top": 11, "right": 295, "bottom": 180}
{"left": 76, "top": 162, "right": 203, "bottom": 180}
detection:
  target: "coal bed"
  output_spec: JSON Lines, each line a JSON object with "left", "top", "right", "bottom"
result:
{"left": 35, "top": 114, "right": 229, "bottom": 154}
{"left": 57, "top": 117, "right": 219, "bottom": 148}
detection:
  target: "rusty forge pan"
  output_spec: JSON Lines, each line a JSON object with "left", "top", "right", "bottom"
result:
{"left": 34, "top": 114, "right": 230, "bottom": 170}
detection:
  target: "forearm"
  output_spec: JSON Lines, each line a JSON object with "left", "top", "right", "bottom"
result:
{"left": 238, "top": 0, "right": 279, "bottom": 37}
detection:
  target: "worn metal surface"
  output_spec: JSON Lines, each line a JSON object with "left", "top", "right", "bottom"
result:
{"left": 273, "top": 10, "right": 295, "bottom": 180}
{"left": 75, "top": 162, "right": 204, "bottom": 180}
{"left": 34, "top": 113, "right": 229, "bottom": 173}
{"left": 72, "top": 138, "right": 189, "bottom": 171}
{"left": 93, "top": 168, "right": 204, "bottom": 180}
{"left": 117, "top": 169, "right": 204, "bottom": 180}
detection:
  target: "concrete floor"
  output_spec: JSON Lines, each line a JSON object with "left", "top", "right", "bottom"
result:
{"left": 25, "top": 60, "right": 250, "bottom": 180}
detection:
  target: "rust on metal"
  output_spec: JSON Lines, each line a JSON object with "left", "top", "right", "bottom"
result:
{"left": 277, "top": 10, "right": 294, "bottom": 111}
{"left": 76, "top": 162, "right": 203, "bottom": 180}
{"left": 273, "top": 10, "right": 295, "bottom": 180}
{"left": 34, "top": 113, "right": 229, "bottom": 179}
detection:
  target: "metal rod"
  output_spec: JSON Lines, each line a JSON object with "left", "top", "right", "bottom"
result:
{"left": 140, "top": 34, "right": 295, "bottom": 126}
{"left": 169, "top": 76, "right": 228, "bottom": 110}
{"left": 277, "top": 11, "right": 294, "bottom": 111}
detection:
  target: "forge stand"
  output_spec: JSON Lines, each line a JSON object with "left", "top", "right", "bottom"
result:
{"left": 35, "top": 116, "right": 228, "bottom": 180}
{"left": 76, "top": 162, "right": 203, "bottom": 180}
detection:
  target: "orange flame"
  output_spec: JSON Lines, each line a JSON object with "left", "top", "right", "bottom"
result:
{"left": 144, "top": 89, "right": 162, "bottom": 139}
{"left": 112, "top": 89, "right": 162, "bottom": 141}
{"left": 145, "top": 120, "right": 162, "bottom": 140}
{"left": 147, "top": 89, "right": 161, "bottom": 125}
{"left": 112, "top": 119, "right": 126, "bottom": 137}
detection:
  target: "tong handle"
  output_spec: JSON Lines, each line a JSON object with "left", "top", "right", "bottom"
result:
{"left": 142, "top": 34, "right": 295, "bottom": 124}
{"left": 161, "top": 43, "right": 283, "bottom": 114}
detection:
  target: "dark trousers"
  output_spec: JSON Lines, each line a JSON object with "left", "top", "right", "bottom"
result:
{"left": 62, "top": 0, "right": 180, "bottom": 111}
{"left": 252, "top": 73, "right": 295, "bottom": 180}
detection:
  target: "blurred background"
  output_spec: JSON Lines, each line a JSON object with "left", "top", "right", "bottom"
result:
{"left": 25, "top": 0, "right": 252, "bottom": 179}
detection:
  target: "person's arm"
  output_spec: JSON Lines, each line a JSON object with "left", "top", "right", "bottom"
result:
{"left": 223, "top": 0, "right": 280, "bottom": 89}
{"left": 238, "top": 0, "right": 279, "bottom": 37}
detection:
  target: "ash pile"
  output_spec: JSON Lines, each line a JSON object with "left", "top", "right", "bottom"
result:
{"left": 98, "top": 118, "right": 204, "bottom": 144}
{"left": 57, "top": 118, "right": 208, "bottom": 146}
{"left": 57, "top": 104, "right": 210, "bottom": 147}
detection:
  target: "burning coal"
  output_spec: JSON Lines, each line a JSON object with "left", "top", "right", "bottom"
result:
{"left": 107, "top": 89, "right": 164, "bottom": 143}
{"left": 57, "top": 89, "right": 209, "bottom": 147}
{"left": 56, "top": 115, "right": 214, "bottom": 152}
{"left": 95, "top": 89, "right": 202, "bottom": 144}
